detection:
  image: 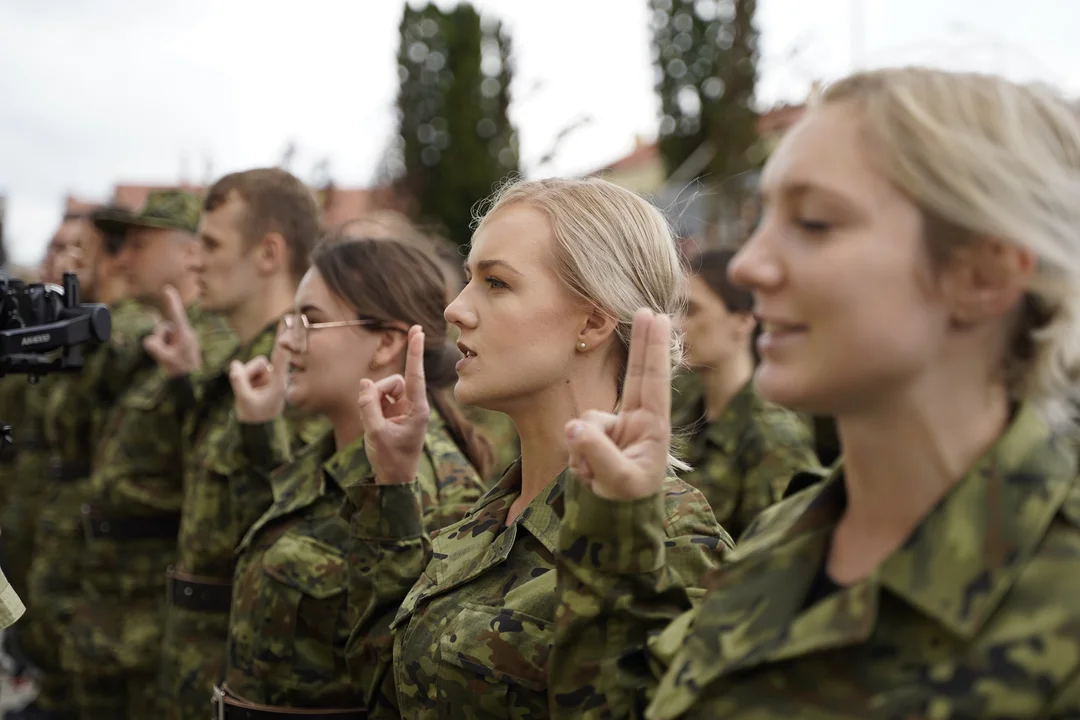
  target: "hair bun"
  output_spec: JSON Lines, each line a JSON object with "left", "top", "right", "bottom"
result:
{"left": 423, "top": 342, "right": 461, "bottom": 390}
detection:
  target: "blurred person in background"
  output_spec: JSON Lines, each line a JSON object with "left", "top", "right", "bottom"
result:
{"left": 674, "top": 248, "right": 820, "bottom": 539}
{"left": 147, "top": 169, "right": 326, "bottom": 720}
{"left": 15, "top": 207, "right": 161, "bottom": 720}
{"left": 60, "top": 192, "right": 234, "bottom": 720}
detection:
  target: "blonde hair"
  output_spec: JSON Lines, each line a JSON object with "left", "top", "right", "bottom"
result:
{"left": 475, "top": 177, "right": 689, "bottom": 468}
{"left": 820, "top": 67, "right": 1080, "bottom": 430}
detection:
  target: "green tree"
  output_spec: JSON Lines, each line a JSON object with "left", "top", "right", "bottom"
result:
{"left": 650, "top": 0, "right": 760, "bottom": 245}
{"left": 386, "top": 3, "right": 519, "bottom": 248}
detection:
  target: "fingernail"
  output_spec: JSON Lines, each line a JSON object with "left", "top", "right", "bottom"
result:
{"left": 567, "top": 421, "right": 583, "bottom": 439}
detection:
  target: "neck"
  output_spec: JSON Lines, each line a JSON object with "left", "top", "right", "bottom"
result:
{"left": 229, "top": 276, "right": 295, "bottom": 346}
{"left": 836, "top": 373, "right": 1010, "bottom": 550}
{"left": 508, "top": 372, "right": 620, "bottom": 508}
{"left": 329, "top": 409, "right": 364, "bottom": 453}
{"left": 699, "top": 349, "right": 755, "bottom": 420}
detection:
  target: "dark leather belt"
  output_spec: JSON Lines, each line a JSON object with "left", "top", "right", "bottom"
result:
{"left": 166, "top": 568, "right": 233, "bottom": 613}
{"left": 50, "top": 457, "right": 90, "bottom": 482}
{"left": 80, "top": 505, "right": 181, "bottom": 542}
{"left": 213, "top": 685, "right": 366, "bottom": 719}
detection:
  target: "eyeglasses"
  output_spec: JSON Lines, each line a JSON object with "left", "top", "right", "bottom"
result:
{"left": 279, "top": 311, "right": 403, "bottom": 353}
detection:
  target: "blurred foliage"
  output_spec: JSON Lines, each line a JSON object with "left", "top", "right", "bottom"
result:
{"left": 382, "top": 3, "right": 519, "bottom": 248}
{"left": 650, "top": 0, "right": 760, "bottom": 245}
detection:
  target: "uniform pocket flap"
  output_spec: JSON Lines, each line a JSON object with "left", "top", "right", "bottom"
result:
{"left": 262, "top": 533, "right": 347, "bottom": 600}
{"left": 438, "top": 603, "right": 551, "bottom": 692}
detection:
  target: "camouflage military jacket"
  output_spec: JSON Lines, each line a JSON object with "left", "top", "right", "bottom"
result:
{"left": 350, "top": 462, "right": 729, "bottom": 720}
{"left": 176, "top": 321, "right": 324, "bottom": 579}
{"left": 91, "top": 307, "right": 235, "bottom": 518}
{"left": 674, "top": 380, "right": 821, "bottom": 539}
{"left": 551, "top": 403, "right": 1080, "bottom": 719}
{"left": 226, "top": 411, "right": 485, "bottom": 707}
{"left": 0, "top": 565, "right": 24, "bottom": 629}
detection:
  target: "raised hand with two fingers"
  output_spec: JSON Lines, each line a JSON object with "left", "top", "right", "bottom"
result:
{"left": 143, "top": 285, "right": 202, "bottom": 378}
{"left": 566, "top": 309, "right": 673, "bottom": 501}
{"left": 230, "top": 338, "right": 290, "bottom": 424}
{"left": 357, "top": 326, "right": 431, "bottom": 486}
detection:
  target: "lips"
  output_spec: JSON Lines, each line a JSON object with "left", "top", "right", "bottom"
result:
{"left": 456, "top": 340, "right": 476, "bottom": 359}
{"left": 756, "top": 316, "right": 808, "bottom": 355}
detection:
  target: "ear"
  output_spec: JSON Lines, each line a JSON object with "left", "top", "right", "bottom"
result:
{"left": 577, "top": 307, "right": 619, "bottom": 353}
{"left": 253, "top": 232, "right": 289, "bottom": 276}
{"left": 946, "top": 239, "right": 1036, "bottom": 326}
{"left": 369, "top": 329, "right": 411, "bottom": 371}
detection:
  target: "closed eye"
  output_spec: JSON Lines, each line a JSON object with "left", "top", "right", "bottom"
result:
{"left": 798, "top": 219, "right": 831, "bottom": 233}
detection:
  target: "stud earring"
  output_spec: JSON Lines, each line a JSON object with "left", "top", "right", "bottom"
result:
{"left": 578, "top": 342, "right": 587, "bottom": 351}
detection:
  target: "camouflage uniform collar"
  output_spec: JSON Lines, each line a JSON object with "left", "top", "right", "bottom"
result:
{"left": 669, "top": 404, "right": 1074, "bottom": 695}
{"left": 239, "top": 320, "right": 282, "bottom": 365}
{"left": 323, "top": 431, "right": 372, "bottom": 489}
{"left": 702, "top": 380, "right": 757, "bottom": 451}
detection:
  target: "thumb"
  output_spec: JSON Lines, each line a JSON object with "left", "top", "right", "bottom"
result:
{"left": 143, "top": 329, "right": 169, "bottom": 361}
{"left": 566, "top": 420, "right": 628, "bottom": 487}
{"left": 228, "top": 359, "right": 253, "bottom": 396}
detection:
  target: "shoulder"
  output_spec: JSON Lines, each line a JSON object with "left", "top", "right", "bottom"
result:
{"left": 731, "top": 477, "right": 835, "bottom": 559}
{"left": 423, "top": 412, "right": 484, "bottom": 490}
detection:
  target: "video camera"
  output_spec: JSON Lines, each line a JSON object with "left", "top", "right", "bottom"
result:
{"left": 0, "top": 271, "right": 111, "bottom": 448}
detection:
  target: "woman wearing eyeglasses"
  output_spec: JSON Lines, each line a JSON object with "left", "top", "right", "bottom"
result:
{"left": 213, "top": 235, "right": 488, "bottom": 716}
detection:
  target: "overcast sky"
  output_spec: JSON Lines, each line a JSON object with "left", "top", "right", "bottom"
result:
{"left": 2, "top": 0, "right": 1077, "bottom": 266}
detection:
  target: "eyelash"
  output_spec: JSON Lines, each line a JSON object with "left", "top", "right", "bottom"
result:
{"left": 798, "top": 219, "right": 831, "bottom": 233}
{"left": 484, "top": 276, "right": 508, "bottom": 290}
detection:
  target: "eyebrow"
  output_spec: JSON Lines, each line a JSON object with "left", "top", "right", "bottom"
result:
{"left": 464, "top": 258, "right": 521, "bottom": 276}
{"left": 764, "top": 181, "right": 851, "bottom": 206}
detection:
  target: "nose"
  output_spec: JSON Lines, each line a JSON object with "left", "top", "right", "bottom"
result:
{"left": 443, "top": 285, "right": 477, "bottom": 329}
{"left": 728, "top": 219, "right": 783, "bottom": 293}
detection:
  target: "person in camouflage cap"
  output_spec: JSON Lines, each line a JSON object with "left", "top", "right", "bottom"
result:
{"left": 346, "top": 178, "right": 729, "bottom": 720}
{"left": 674, "top": 249, "right": 821, "bottom": 540}
{"left": 18, "top": 205, "right": 162, "bottom": 720}
{"left": 214, "top": 238, "right": 486, "bottom": 715}
{"left": 549, "top": 68, "right": 1080, "bottom": 718}
{"left": 58, "top": 190, "right": 236, "bottom": 720}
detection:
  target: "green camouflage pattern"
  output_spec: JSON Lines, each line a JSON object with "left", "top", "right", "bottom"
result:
{"left": 24, "top": 298, "right": 158, "bottom": 716}
{"left": 673, "top": 380, "right": 821, "bottom": 539}
{"left": 225, "top": 409, "right": 484, "bottom": 708}
{"left": 0, "top": 375, "right": 48, "bottom": 600}
{"left": 159, "top": 320, "right": 328, "bottom": 720}
{"left": 550, "top": 403, "right": 1080, "bottom": 719}
{"left": 94, "top": 189, "right": 203, "bottom": 236}
{"left": 62, "top": 307, "right": 234, "bottom": 720}
{"left": 0, "top": 375, "right": 29, "bottom": 512}
{"left": 349, "top": 463, "right": 729, "bottom": 720}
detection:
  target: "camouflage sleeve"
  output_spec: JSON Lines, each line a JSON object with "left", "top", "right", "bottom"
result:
{"left": 238, "top": 417, "right": 293, "bottom": 481}
{"left": 550, "top": 477, "right": 731, "bottom": 720}
{"left": 735, "top": 415, "right": 821, "bottom": 537}
{"left": 342, "top": 479, "right": 430, "bottom": 719}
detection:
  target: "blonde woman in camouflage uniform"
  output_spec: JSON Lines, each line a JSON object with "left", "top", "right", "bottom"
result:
{"left": 676, "top": 248, "right": 820, "bottom": 539}
{"left": 348, "top": 177, "right": 731, "bottom": 719}
{"left": 552, "top": 68, "right": 1080, "bottom": 718}
{"left": 211, "top": 237, "right": 487, "bottom": 717}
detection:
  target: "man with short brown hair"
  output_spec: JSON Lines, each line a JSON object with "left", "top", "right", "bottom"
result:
{"left": 146, "top": 168, "right": 326, "bottom": 720}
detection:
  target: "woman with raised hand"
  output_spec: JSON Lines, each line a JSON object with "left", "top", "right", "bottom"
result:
{"left": 551, "top": 67, "right": 1080, "bottom": 719}
{"left": 349, "top": 177, "right": 731, "bottom": 719}
{"left": 676, "top": 248, "right": 821, "bottom": 538}
{"left": 214, "top": 236, "right": 487, "bottom": 715}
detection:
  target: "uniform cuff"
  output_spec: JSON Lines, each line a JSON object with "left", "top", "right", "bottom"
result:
{"left": 347, "top": 481, "right": 425, "bottom": 540}
{"left": 239, "top": 418, "right": 291, "bottom": 473}
{"left": 559, "top": 477, "right": 668, "bottom": 574}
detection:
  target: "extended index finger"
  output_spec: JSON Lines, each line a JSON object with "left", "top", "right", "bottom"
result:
{"left": 161, "top": 286, "right": 191, "bottom": 330}
{"left": 639, "top": 312, "right": 672, "bottom": 417}
{"left": 621, "top": 309, "right": 653, "bottom": 411}
{"left": 403, "top": 325, "right": 426, "bottom": 404}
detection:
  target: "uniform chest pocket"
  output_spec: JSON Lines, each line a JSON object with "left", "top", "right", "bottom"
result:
{"left": 250, "top": 533, "right": 349, "bottom": 684}
{"left": 436, "top": 602, "right": 551, "bottom": 719}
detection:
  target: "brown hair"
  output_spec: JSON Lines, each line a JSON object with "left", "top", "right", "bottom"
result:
{"left": 204, "top": 168, "right": 321, "bottom": 282}
{"left": 687, "top": 249, "right": 753, "bottom": 313}
{"left": 313, "top": 234, "right": 493, "bottom": 479}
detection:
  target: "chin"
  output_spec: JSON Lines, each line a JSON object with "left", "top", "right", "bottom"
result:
{"left": 452, "top": 376, "right": 507, "bottom": 412}
{"left": 753, "top": 363, "right": 815, "bottom": 412}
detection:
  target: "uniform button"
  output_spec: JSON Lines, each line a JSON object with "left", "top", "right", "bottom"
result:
{"left": 184, "top": 587, "right": 193, "bottom": 597}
